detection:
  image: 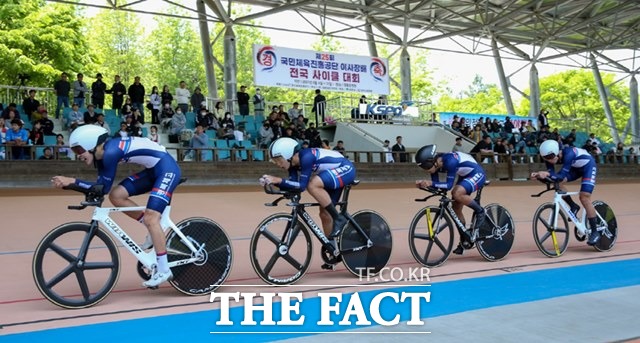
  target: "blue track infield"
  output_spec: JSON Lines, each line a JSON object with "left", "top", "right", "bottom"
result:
{"left": 2, "top": 258, "right": 639, "bottom": 342}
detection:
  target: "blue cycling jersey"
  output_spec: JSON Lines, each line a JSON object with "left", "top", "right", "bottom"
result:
{"left": 545, "top": 146, "right": 594, "bottom": 181}
{"left": 430, "top": 152, "right": 485, "bottom": 191}
{"left": 279, "top": 148, "right": 355, "bottom": 192}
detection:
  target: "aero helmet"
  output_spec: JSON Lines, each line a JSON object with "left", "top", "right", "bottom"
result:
{"left": 415, "top": 144, "right": 438, "bottom": 170}
{"left": 269, "top": 137, "right": 301, "bottom": 160}
{"left": 539, "top": 139, "right": 559, "bottom": 159}
{"left": 69, "top": 125, "right": 109, "bottom": 155}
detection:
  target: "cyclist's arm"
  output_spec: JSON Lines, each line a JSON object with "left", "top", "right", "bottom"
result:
{"left": 277, "top": 168, "right": 302, "bottom": 191}
{"left": 431, "top": 157, "right": 456, "bottom": 189}
{"left": 278, "top": 152, "right": 314, "bottom": 191}
{"left": 74, "top": 148, "right": 119, "bottom": 193}
{"left": 548, "top": 149, "right": 573, "bottom": 181}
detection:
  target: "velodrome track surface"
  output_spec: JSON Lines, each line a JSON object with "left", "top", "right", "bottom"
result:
{"left": 0, "top": 181, "right": 639, "bottom": 342}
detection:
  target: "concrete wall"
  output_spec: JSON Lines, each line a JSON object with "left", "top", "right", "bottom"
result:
{"left": 2, "top": 160, "right": 638, "bottom": 188}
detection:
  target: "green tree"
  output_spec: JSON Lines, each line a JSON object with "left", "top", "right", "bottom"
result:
{"left": 85, "top": 5, "right": 146, "bottom": 87}
{"left": 0, "top": 0, "right": 92, "bottom": 86}
{"left": 435, "top": 75, "right": 507, "bottom": 114}
{"left": 147, "top": 10, "right": 205, "bottom": 95}
{"left": 516, "top": 69, "right": 630, "bottom": 143}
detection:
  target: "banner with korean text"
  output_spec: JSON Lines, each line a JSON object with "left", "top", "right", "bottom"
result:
{"left": 253, "top": 44, "right": 390, "bottom": 95}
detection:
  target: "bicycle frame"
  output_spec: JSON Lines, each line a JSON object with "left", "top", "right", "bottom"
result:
{"left": 550, "top": 191, "right": 589, "bottom": 236}
{"left": 89, "top": 205, "right": 203, "bottom": 270}
{"left": 418, "top": 187, "right": 484, "bottom": 240}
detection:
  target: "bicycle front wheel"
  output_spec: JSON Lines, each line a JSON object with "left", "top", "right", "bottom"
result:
{"left": 475, "top": 203, "right": 515, "bottom": 261}
{"left": 32, "top": 222, "right": 120, "bottom": 309}
{"left": 250, "top": 214, "right": 312, "bottom": 285}
{"left": 167, "top": 217, "right": 233, "bottom": 295}
{"left": 408, "top": 206, "right": 454, "bottom": 267}
{"left": 592, "top": 201, "right": 617, "bottom": 252}
{"left": 532, "top": 203, "right": 570, "bottom": 257}
{"left": 340, "top": 210, "right": 392, "bottom": 277}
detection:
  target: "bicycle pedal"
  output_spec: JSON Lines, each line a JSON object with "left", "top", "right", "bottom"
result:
{"left": 146, "top": 285, "right": 160, "bottom": 290}
{"left": 321, "top": 263, "right": 336, "bottom": 271}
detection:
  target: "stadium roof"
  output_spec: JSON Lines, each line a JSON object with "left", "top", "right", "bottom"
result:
{"left": 49, "top": 0, "right": 640, "bottom": 72}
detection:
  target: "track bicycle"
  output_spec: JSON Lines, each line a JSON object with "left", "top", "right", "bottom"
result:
{"left": 249, "top": 180, "right": 393, "bottom": 285}
{"left": 32, "top": 180, "right": 233, "bottom": 309}
{"left": 408, "top": 182, "right": 515, "bottom": 267}
{"left": 531, "top": 178, "right": 617, "bottom": 257}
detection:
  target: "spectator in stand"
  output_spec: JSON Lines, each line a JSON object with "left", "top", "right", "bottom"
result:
{"left": 38, "top": 147, "right": 54, "bottom": 160}
{"left": 190, "top": 87, "right": 205, "bottom": 113}
{"left": 196, "top": 108, "right": 212, "bottom": 131}
{"left": 392, "top": 135, "right": 407, "bottom": 163}
{"left": 312, "top": 89, "right": 326, "bottom": 124}
{"left": 288, "top": 102, "right": 302, "bottom": 118}
{"left": 564, "top": 129, "right": 577, "bottom": 147}
{"left": 67, "top": 103, "right": 84, "bottom": 131}
{"left": 94, "top": 113, "right": 110, "bottom": 135}
{"left": 91, "top": 73, "right": 107, "bottom": 109}
{"left": 587, "top": 133, "right": 601, "bottom": 147}
{"left": 538, "top": 108, "right": 549, "bottom": 130}
{"left": 121, "top": 97, "right": 133, "bottom": 117}
{"left": 149, "top": 86, "right": 162, "bottom": 125}
{"left": 294, "top": 114, "right": 307, "bottom": 131}
{"left": 160, "top": 85, "right": 173, "bottom": 107}
{"left": 253, "top": 88, "right": 266, "bottom": 117}
{"left": 115, "top": 122, "right": 129, "bottom": 138}
{"left": 83, "top": 104, "right": 98, "bottom": 124}
{"left": 170, "top": 107, "right": 186, "bottom": 135}
{"left": 125, "top": 115, "right": 142, "bottom": 137}
{"left": 38, "top": 110, "right": 55, "bottom": 136}
{"left": 452, "top": 137, "right": 463, "bottom": 152}
{"left": 4, "top": 109, "right": 22, "bottom": 129}
{"left": 56, "top": 134, "right": 72, "bottom": 159}
{"left": 128, "top": 76, "right": 146, "bottom": 118}
{"left": 493, "top": 137, "right": 508, "bottom": 163}
{"left": 22, "top": 89, "right": 40, "bottom": 122}
{"left": 333, "top": 140, "right": 346, "bottom": 156}
{"left": 278, "top": 105, "right": 290, "bottom": 123}
{"left": 6, "top": 119, "right": 29, "bottom": 159}
{"left": 29, "top": 121, "right": 44, "bottom": 145}
{"left": 237, "top": 85, "right": 250, "bottom": 117}
{"left": 383, "top": 139, "right": 394, "bottom": 163}
{"left": 160, "top": 103, "right": 175, "bottom": 132}
{"left": 214, "top": 101, "right": 225, "bottom": 118}
{"left": 503, "top": 116, "right": 515, "bottom": 135}
{"left": 189, "top": 124, "right": 209, "bottom": 161}
{"left": 470, "top": 135, "right": 494, "bottom": 163}
{"left": 106, "top": 75, "right": 126, "bottom": 116}
{"left": 469, "top": 124, "right": 483, "bottom": 143}
{"left": 615, "top": 142, "right": 625, "bottom": 163}
{"left": 175, "top": 81, "right": 190, "bottom": 114}
{"left": 130, "top": 107, "right": 144, "bottom": 125}
{"left": 305, "top": 122, "right": 322, "bottom": 148}
{"left": 73, "top": 73, "right": 89, "bottom": 108}
{"left": 147, "top": 125, "right": 160, "bottom": 144}
{"left": 321, "top": 139, "right": 331, "bottom": 149}
{"left": 258, "top": 120, "right": 274, "bottom": 148}
{"left": 524, "top": 119, "right": 537, "bottom": 133}
{"left": 53, "top": 72, "right": 71, "bottom": 119}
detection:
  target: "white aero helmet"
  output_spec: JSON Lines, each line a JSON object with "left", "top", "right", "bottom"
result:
{"left": 539, "top": 139, "right": 559, "bottom": 158}
{"left": 269, "top": 137, "right": 301, "bottom": 160}
{"left": 69, "top": 125, "right": 109, "bottom": 154}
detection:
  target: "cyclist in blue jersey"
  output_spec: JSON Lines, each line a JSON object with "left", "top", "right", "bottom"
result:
{"left": 531, "top": 139, "right": 602, "bottom": 245}
{"left": 51, "top": 125, "right": 181, "bottom": 287}
{"left": 414, "top": 144, "right": 487, "bottom": 255}
{"left": 260, "top": 137, "right": 355, "bottom": 242}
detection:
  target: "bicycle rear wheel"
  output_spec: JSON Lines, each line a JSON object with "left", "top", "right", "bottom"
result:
{"left": 340, "top": 210, "right": 392, "bottom": 277}
{"left": 592, "top": 201, "right": 617, "bottom": 252}
{"left": 250, "top": 214, "right": 312, "bottom": 285}
{"left": 32, "top": 222, "right": 120, "bottom": 309}
{"left": 167, "top": 217, "right": 232, "bottom": 295}
{"left": 408, "top": 206, "right": 454, "bottom": 267}
{"left": 532, "top": 203, "right": 570, "bottom": 257}
{"left": 475, "top": 204, "right": 515, "bottom": 261}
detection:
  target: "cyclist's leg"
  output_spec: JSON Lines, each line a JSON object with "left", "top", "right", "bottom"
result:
{"left": 576, "top": 162, "right": 600, "bottom": 244}
{"left": 111, "top": 169, "right": 154, "bottom": 221}
{"left": 452, "top": 172, "right": 485, "bottom": 219}
{"left": 308, "top": 176, "right": 334, "bottom": 237}
{"left": 311, "top": 163, "right": 355, "bottom": 238}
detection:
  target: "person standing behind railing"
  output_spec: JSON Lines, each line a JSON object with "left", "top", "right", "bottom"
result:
{"left": 91, "top": 73, "right": 107, "bottom": 109}
{"left": 106, "top": 75, "right": 126, "bottom": 116}
{"left": 312, "top": 89, "right": 326, "bottom": 125}
{"left": 73, "top": 73, "right": 88, "bottom": 109}
{"left": 53, "top": 72, "right": 70, "bottom": 120}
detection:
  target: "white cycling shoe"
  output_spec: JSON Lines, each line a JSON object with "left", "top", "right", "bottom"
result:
{"left": 143, "top": 268, "right": 173, "bottom": 288}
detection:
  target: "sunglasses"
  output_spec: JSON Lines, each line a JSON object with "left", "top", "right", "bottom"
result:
{"left": 71, "top": 146, "right": 87, "bottom": 155}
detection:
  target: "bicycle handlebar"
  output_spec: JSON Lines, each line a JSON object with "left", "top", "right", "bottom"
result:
{"left": 263, "top": 184, "right": 301, "bottom": 207}
{"left": 414, "top": 186, "right": 448, "bottom": 202}
{"left": 530, "top": 177, "right": 562, "bottom": 197}
{"left": 63, "top": 184, "right": 105, "bottom": 210}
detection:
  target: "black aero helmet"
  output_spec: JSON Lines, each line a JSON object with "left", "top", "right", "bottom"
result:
{"left": 415, "top": 144, "right": 438, "bottom": 170}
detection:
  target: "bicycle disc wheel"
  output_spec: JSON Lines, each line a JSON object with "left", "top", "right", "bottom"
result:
{"left": 532, "top": 203, "right": 570, "bottom": 257}
{"left": 32, "top": 222, "right": 120, "bottom": 309}
{"left": 250, "top": 214, "right": 312, "bottom": 285}
{"left": 167, "top": 217, "right": 232, "bottom": 295}
{"left": 408, "top": 206, "right": 454, "bottom": 267}
{"left": 592, "top": 201, "right": 617, "bottom": 252}
{"left": 475, "top": 204, "right": 515, "bottom": 261}
{"left": 340, "top": 210, "right": 392, "bottom": 277}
